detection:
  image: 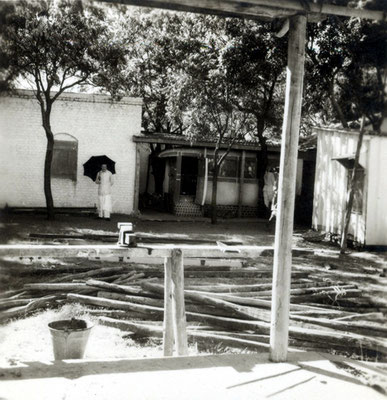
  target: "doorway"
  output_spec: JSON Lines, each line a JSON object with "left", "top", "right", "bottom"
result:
{"left": 180, "top": 157, "right": 198, "bottom": 196}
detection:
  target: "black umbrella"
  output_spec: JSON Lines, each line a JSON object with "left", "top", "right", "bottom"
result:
{"left": 83, "top": 155, "right": 116, "bottom": 182}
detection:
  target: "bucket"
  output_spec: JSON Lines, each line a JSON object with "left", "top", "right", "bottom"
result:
{"left": 48, "top": 319, "right": 93, "bottom": 360}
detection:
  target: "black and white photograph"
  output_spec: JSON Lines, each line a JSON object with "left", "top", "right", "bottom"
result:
{"left": 0, "top": 0, "right": 386, "bottom": 399}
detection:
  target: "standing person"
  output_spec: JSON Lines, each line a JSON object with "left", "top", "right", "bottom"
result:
{"left": 96, "top": 164, "right": 114, "bottom": 220}
{"left": 263, "top": 168, "right": 276, "bottom": 210}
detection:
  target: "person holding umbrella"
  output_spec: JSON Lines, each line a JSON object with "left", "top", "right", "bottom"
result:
{"left": 96, "top": 164, "right": 114, "bottom": 220}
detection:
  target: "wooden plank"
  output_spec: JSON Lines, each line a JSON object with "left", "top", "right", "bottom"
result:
{"left": 270, "top": 14, "right": 307, "bottom": 363}
{"left": 100, "top": 0, "right": 296, "bottom": 21}
{"left": 163, "top": 256, "right": 174, "bottom": 356}
{"left": 170, "top": 249, "right": 188, "bottom": 356}
{"left": 0, "top": 244, "right": 318, "bottom": 258}
{"left": 99, "top": 0, "right": 386, "bottom": 21}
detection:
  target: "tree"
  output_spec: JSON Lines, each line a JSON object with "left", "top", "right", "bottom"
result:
{"left": 168, "top": 16, "right": 253, "bottom": 224}
{"left": 115, "top": 9, "right": 195, "bottom": 196}
{"left": 222, "top": 20, "right": 288, "bottom": 214}
{"left": 305, "top": 3, "right": 387, "bottom": 131}
{"left": 0, "top": 0, "right": 128, "bottom": 219}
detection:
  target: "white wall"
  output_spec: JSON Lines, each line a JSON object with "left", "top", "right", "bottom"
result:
{"left": 366, "top": 136, "right": 387, "bottom": 245}
{"left": 0, "top": 90, "right": 142, "bottom": 214}
{"left": 312, "top": 128, "right": 369, "bottom": 244}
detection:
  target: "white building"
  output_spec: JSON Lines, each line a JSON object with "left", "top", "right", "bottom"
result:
{"left": 0, "top": 90, "right": 142, "bottom": 214}
{"left": 313, "top": 126, "right": 387, "bottom": 248}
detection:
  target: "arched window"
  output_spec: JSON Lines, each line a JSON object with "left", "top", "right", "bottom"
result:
{"left": 51, "top": 133, "right": 78, "bottom": 181}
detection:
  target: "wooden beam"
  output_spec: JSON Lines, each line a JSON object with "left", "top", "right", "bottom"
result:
{"left": 0, "top": 244, "right": 319, "bottom": 258}
{"left": 98, "top": 0, "right": 296, "bottom": 21}
{"left": 270, "top": 14, "right": 306, "bottom": 363}
{"left": 170, "top": 249, "right": 188, "bottom": 355}
{"left": 163, "top": 256, "right": 174, "bottom": 356}
{"left": 97, "top": 0, "right": 386, "bottom": 21}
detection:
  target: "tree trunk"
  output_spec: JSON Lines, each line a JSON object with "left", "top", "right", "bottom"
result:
{"left": 42, "top": 108, "right": 55, "bottom": 220}
{"left": 340, "top": 115, "right": 366, "bottom": 254}
{"left": 256, "top": 122, "right": 268, "bottom": 217}
{"left": 330, "top": 79, "right": 348, "bottom": 129}
{"left": 211, "top": 153, "right": 219, "bottom": 224}
{"left": 150, "top": 144, "right": 165, "bottom": 195}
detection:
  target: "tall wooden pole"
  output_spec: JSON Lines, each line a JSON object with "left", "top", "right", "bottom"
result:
{"left": 270, "top": 14, "right": 306, "bottom": 362}
{"left": 340, "top": 115, "right": 366, "bottom": 254}
{"left": 171, "top": 248, "right": 188, "bottom": 355}
{"left": 163, "top": 255, "right": 174, "bottom": 356}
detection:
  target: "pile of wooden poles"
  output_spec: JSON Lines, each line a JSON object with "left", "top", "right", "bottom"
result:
{"left": 1, "top": 260, "right": 386, "bottom": 360}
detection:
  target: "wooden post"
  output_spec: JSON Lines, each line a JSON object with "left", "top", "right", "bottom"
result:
{"left": 270, "top": 14, "right": 306, "bottom": 362}
{"left": 170, "top": 248, "right": 188, "bottom": 355}
{"left": 133, "top": 145, "right": 141, "bottom": 213}
{"left": 340, "top": 116, "right": 366, "bottom": 254}
{"left": 173, "top": 154, "right": 182, "bottom": 203}
{"left": 163, "top": 255, "right": 174, "bottom": 356}
{"left": 237, "top": 151, "right": 246, "bottom": 218}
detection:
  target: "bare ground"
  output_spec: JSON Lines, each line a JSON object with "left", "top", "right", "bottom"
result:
{"left": 0, "top": 211, "right": 386, "bottom": 367}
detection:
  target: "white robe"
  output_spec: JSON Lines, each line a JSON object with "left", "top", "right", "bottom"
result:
{"left": 263, "top": 171, "right": 276, "bottom": 208}
{"left": 96, "top": 170, "right": 113, "bottom": 216}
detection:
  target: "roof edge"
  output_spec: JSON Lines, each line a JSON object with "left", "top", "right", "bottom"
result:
{"left": 0, "top": 89, "right": 143, "bottom": 106}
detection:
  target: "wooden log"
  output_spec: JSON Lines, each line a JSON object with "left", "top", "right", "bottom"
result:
{"left": 184, "top": 311, "right": 387, "bottom": 355}
{"left": 92, "top": 274, "right": 125, "bottom": 283}
{"left": 97, "top": 291, "right": 243, "bottom": 318}
{"left": 184, "top": 280, "right": 340, "bottom": 293}
{"left": 67, "top": 293, "right": 164, "bottom": 317}
{"left": 290, "top": 289, "right": 362, "bottom": 303}
{"left": 0, "top": 289, "right": 27, "bottom": 299}
{"left": 0, "top": 299, "right": 32, "bottom": 311}
{"left": 169, "top": 289, "right": 346, "bottom": 315}
{"left": 97, "top": 291, "right": 163, "bottom": 307}
{"left": 99, "top": 317, "right": 270, "bottom": 351}
{"left": 184, "top": 277, "right": 275, "bottom": 285}
{"left": 163, "top": 256, "right": 174, "bottom": 356}
{"left": 86, "top": 308, "right": 157, "bottom": 320}
{"left": 170, "top": 249, "right": 188, "bottom": 356}
{"left": 121, "top": 272, "right": 146, "bottom": 283}
{"left": 139, "top": 269, "right": 309, "bottom": 279}
{"left": 270, "top": 14, "right": 307, "bottom": 363}
{"left": 24, "top": 283, "right": 88, "bottom": 291}
{"left": 112, "top": 271, "right": 137, "bottom": 283}
{"left": 142, "top": 281, "right": 272, "bottom": 322}
{"left": 49, "top": 266, "right": 126, "bottom": 283}
{"left": 334, "top": 312, "right": 385, "bottom": 322}
{"left": 0, "top": 295, "right": 58, "bottom": 323}
{"left": 290, "top": 315, "right": 387, "bottom": 337}
{"left": 85, "top": 279, "right": 143, "bottom": 295}
{"left": 254, "top": 284, "right": 357, "bottom": 298}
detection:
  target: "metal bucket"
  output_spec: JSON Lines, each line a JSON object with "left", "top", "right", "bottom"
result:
{"left": 48, "top": 319, "right": 93, "bottom": 360}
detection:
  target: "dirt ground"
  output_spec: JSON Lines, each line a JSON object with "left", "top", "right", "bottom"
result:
{"left": 0, "top": 211, "right": 386, "bottom": 367}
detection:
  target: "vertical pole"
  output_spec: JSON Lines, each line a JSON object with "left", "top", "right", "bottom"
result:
{"left": 171, "top": 248, "right": 188, "bottom": 356}
{"left": 270, "top": 15, "right": 307, "bottom": 362}
{"left": 133, "top": 145, "right": 141, "bottom": 213}
{"left": 237, "top": 150, "right": 246, "bottom": 218}
{"left": 163, "top": 255, "right": 174, "bottom": 356}
{"left": 174, "top": 154, "right": 182, "bottom": 203}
